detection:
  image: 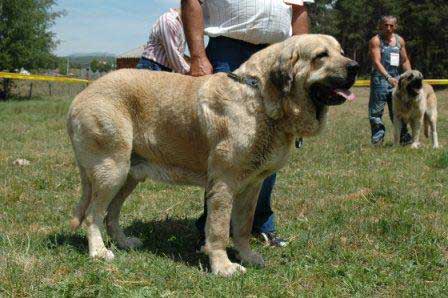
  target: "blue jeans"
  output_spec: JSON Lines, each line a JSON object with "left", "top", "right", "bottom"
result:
{"left": 369, "top": 75, "right": 394, "bottom": 142}
{"left": 136, "top": 57, "right": 172, "bottom": 72}
{"left": 368, "top": 75, "right": 409, "bottom": 143}
{"left": 195, "top": 36, "right": 276, "bottom": 235}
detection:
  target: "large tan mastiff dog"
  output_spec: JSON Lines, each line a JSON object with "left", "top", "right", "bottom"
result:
{"left": 392, "top": 70, "right": 439, "bottom": 148}
{"left": 67, "top": 34, "right": 358, "bottom": 276}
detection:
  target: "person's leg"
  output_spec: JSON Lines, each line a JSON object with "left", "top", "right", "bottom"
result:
{"left": 136, "top": 57, "right": 162, "bottom": 70}
{"left": 195, "top": 38, "right": 235, "bottom": 244}
{"left": 369, "top": 79, "right": 388, "bottom": 145}
{"left": 252, "top": 174, "right": 276, "bottom": 234}
{"left": 197, "top": 37, "right": 285, "bottom": 248}
{"left": 136, "top": 57, "right": 172, "bottom": 71}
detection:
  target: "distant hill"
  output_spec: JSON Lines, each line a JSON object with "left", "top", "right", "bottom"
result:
{"left": 69, "top": 52, "right": 116, "bottom": 58}
{"left": 60, "top": 53, "right": 116, "bottom": 69}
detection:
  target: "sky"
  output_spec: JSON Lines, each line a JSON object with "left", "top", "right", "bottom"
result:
{"left": 52, "top": 0, "right": 179, "bottom": 56}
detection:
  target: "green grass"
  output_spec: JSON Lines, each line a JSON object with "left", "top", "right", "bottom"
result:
{"left": 1, "top": 89, "right": 447, "bottom": 296}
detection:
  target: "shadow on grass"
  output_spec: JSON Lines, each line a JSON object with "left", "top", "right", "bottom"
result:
{"left": 123, "top": 218, "right": 210, "bottom": 267}
{"left": 46, "top": 217, "right": 227, "bottom": 270}
{"left": 46, "top": 233, "right": 88, "bottom": 253}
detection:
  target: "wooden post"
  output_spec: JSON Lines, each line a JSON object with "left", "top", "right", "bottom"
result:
{"left": 29, "top": 82, "right": 33, "bottom": 99}
{"left": 48, "top": 83, "right": 52, "bottom": 96}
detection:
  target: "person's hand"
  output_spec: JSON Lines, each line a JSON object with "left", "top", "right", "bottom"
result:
{"left": 188, "top": 56, "right": 213, "bottom": 76}
{"left": 388, "top": 77, "right": 398, "bottom": 87}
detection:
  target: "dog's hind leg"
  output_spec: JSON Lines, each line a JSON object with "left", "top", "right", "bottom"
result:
{"left": 423, "top": 114, "right": 430, "bottom": 138}
{"left": 427, "top": 113, "right": 439, "bottom": 149}
{"left": 84, "top": 158, "right": 130, "bottom": 261}
{"left": 105, "top": 176, "right": 142, "bottom": 249}
{"left": 70, "top": 165, "right": 92, "bottom": 230}
{"left": 232, "top": 182, "right": 265, "bottom": 268}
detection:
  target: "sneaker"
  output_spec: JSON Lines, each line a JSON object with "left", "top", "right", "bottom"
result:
{"left": 371, "top": 130, "right": 385, "bottom": 146}
{"left": 400, "top": 132, "right": 413, "bottom": 146}
{"left": 195, "top": 235, "right": 206, "bottom": 253}
{"left": 295, "top": 138, "right": 304, "bottom": 149}
{"left": 372, "top": 137, "right": 384, "bottom": 146}
{"left": 256, "top": 232, "right": 288, "bottom": 247}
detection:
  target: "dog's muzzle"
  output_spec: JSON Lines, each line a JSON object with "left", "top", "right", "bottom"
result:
{"left": 407, "top": 77, "right": 423, "bottom": 95}
{"left": 310, "top": 61, "right": 359, "bottom": 106}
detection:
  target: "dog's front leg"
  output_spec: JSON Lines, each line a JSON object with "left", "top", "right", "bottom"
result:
{"left": 204, "top": 180, "right": 246, "bottom": 276}
{"left": 410, "top": 116, "right": 423, "bottom": 149}
{"left": 231, "top": 182, "right": 265, "bottom": 268}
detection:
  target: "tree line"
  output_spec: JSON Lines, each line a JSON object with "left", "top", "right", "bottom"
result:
{"left": 309, "top": 0, "right": 448, "bottom": 78}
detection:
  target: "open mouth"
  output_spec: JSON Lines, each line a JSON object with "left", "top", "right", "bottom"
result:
{"left": 309, "top": 78, "right": 356, "bottom": 106}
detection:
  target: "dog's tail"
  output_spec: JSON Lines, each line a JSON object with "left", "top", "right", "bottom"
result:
{"left": 424, "top": 114, "right": 430, "bottom": 138}
{"left": 70, "top": 164, "right": 92, "bottom": 231}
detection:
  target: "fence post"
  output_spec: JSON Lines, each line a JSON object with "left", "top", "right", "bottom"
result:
{"left": 29, "top": 82, "right": 33, "bottom": 99}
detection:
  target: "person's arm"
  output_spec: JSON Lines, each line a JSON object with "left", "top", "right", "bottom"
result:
{"left": 399, "top": 37, "right": 411, "bottom": 71}
{"left": 369, "top": 36, "right": 398, "bottom": 86}
{"left": 159, "top": 15, "right": 190, "bottom": 74}
{"left": 291, "top": 4, "right": 309, "bottom": 35}
{"left": 181, "top": 0, "right": 212, "bottom": 76}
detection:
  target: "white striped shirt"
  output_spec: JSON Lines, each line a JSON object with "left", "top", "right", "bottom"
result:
{"left": 200, "top": 0, "right": 314, "bottom": 45}
{"left": 142, "top": 9, "right": 190, "bottom": 74}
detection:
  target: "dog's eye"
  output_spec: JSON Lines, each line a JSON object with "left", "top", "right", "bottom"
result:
{"left": 314, "top": 51, "right": 329, "bottom": 60}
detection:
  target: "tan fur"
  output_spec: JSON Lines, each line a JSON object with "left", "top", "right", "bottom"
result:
{"left": 67, "top": 34, "right": 356, "bottom": 276}
{"left": 392, "top": 70, "right": 439, "bottom": 149}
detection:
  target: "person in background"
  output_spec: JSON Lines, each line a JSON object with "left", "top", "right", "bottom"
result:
{"left": 181, "top": 0, "right": 314, "bottom": 251}
{"left": 369, "top": 15, "right": 412, "bottom": 145}
{"left": 137, "top": 8, "right": 190, "bottom": 73}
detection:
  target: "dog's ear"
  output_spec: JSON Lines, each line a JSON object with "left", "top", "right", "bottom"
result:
{"left": 269, "top": 47, "right": 299, "bottom": 97}
{"left": 264, "top": 45, "right": 300, "bottom": 119}
{"left": 269, "top": 65, "right": 294, "bottom": 97}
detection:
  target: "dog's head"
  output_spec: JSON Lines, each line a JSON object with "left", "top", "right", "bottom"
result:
{"left": 260, "top": 34, "right": 358, "bottom": 135}
{"left": 398, "top": 70, "right": 424, "bottom": 97}
{"left": 269, "top": 34, "right": 358, "bottom": 105}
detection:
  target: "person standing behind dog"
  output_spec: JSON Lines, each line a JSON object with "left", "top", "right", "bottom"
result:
{"left": 181, "top": 0, "right": 313, "bottom": 249}
{"left": 368, "top": 15, "right": 411, "bottom": 145}
{"left": 136, "top": 8, "right": 190, "bottom": 73}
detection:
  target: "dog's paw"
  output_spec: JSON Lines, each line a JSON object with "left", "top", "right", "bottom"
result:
{"left": 236, "top": 250, "right": 265, "bottom": 268}
{"left": 119, "top": 237, "right": 143, "bottom": 250}
{"left": 411, "top": 142, "right": 420, "bottom": 149}
{"left": 90, "top": 248, "right": 115, "bottom": 261}
{"left": 211, "top": 262, "right": 246, "bottom": 277}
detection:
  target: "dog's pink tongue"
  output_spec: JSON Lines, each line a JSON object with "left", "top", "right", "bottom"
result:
{"left": 334, "top": 89, "right": 356, "bottom": 101}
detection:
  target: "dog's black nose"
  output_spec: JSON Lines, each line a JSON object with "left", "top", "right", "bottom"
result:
{"left": 347, "top": 61, "right": 359, "bottom": 76}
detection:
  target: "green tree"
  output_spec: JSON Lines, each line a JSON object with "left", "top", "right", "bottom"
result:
{"left": 0, "top": 0, "right": 64, "bottom": 99}
{"left": 310, "top": 0, "right": 448, "bottom": 78}
{"left": 90, "top": 58, "right": 113, "bottom": 73}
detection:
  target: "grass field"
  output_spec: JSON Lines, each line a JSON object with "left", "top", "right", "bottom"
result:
{"left": 1, "top": 88, "right": 447, "bottom": 296}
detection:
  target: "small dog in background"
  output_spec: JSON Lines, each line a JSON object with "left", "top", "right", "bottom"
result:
{"left": 392, "top": 70, "right": 439, "bottom": 149}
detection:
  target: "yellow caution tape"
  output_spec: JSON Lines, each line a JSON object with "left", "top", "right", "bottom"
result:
{"left": 354, "top": 79, "right": 448, "bottom": 87}
{"left": 0, "top": 72, "right": 89, "bottom": 84}
{"left": 2, "top": 71, "right": 448, "bottom": 86}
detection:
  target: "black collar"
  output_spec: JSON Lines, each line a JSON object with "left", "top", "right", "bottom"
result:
{"left": 227, "top": 72, "right": 260, "bottom": 89}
